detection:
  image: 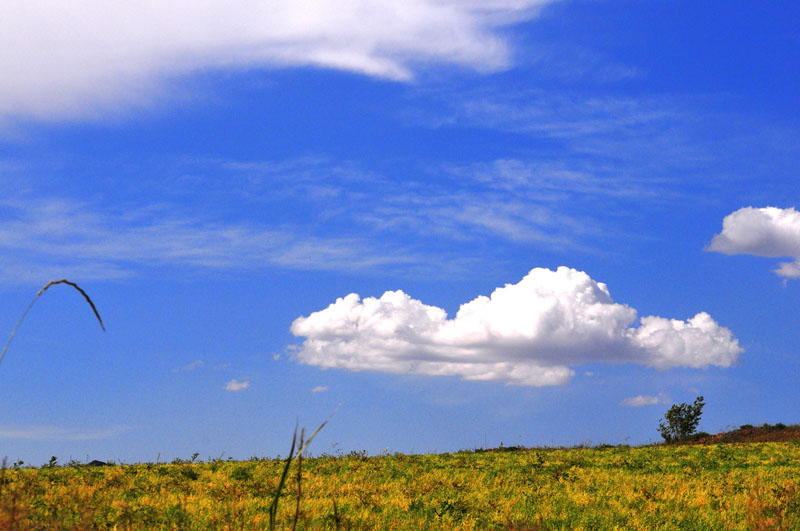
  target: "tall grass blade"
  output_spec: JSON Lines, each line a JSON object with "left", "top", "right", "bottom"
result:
{"left": 292, "top": 427, "right": 305, "bottom": 531}
{"left": 269, "top": 425, "right": 298, "bottom": 531}
{"left": 268, "top": 414, "right": 331, "bottom": 531}
{"left": 0, "top": 279, "right": 105, "bottom": 369}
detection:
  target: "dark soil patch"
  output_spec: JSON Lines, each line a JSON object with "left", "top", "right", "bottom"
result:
{"left": 681, "top": 424, "right": 800, "bottom": 445}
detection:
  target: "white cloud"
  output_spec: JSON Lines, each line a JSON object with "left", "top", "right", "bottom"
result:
{"left": 224, "top": 379, "right": 250, "bottom": 391}
{"left": 311, "top": 386, "right": 328, "bottom": 393}
{"left": 0, "top": 0, "right": 554, "bottom": 122}
{"left": 173, "top": 359, "right": 204, "bottom": 373}
{"left": 708, "top": 206, "right": 800, "bottom": 278}
{"left": 291, "top": 267, "right": 742, "bottom": 386}
{"left": 620, "top": 392, "right": 670, "bottom": 407}
{"left": 626, "top": 313, "right": 744, "bottom": 369}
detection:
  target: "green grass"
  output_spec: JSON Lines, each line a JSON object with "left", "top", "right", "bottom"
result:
{"left": 3, "top": 441, "right": 799, "bottom": 529}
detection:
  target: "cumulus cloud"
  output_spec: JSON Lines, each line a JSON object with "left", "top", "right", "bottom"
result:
{"left": 708, "top": 206, "right": 800, "bottom": 279}
{"left": 224, "top": 379, "right": 250, "bottom": 391}
{"left": 620, "top": 392, "right": 670, "bottom": 407}
{"left": 0, "top": 0, "right": 554, "bottom": 122}
{"left": 290, "top": 267, "right": 742, "bottom": 386}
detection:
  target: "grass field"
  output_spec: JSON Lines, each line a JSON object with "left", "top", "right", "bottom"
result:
{"left": 2, "top": 429, "right": 800, "bottom": 529}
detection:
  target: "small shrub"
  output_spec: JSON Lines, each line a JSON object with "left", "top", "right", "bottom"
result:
{"left": 345, "top": 450, "right": 369, "bottom": 460}
{"left": 231, "top": 466, "right": 253, "bottom": 482}
{"left": 687, "top": 431, "right": 711, "bottom": 442}
{"left": 179, "top": 468, "right": 199, "bottom": 481}
{"left": 658, "top": 396, "right": 705, "bottom": 442}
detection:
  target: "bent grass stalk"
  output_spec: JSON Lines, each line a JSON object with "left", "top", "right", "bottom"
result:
{"left": 0, "top": 279, "right": 105, "bottom": 369}
{"left": 269, "top": 417, "right": 329, "bottom": 531}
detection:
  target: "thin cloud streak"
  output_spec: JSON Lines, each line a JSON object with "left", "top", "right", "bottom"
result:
{"left": 0, "top": 149, "right": 668, "bottom": 285}
{"left": 0, "top": 425, "right": 135, "bottom": 441}
{"left": 0, "top": 197, "right": 421, "bottom": 284}
{"left": 620, "top": 392, "right": 670, "bottom": 407}
{"left": 456, "top": 94, "right": 677, "bottom": 138}
{"left": 1, "top": 139, "right": 741, "bottom": 286}
{"left": 224, "top": 379, "right": 250, "bottom": 391}
{"left": 410, "top": 88, "right": 754, "bottom": 193}
{"left": 207, "top": 156, "right": 673, "bottom": 252}
{"left": 173, "top": 360, "right": 205, "bottom": 373}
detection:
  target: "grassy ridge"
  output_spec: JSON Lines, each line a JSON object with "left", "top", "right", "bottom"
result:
{"left": 2, "top": 441, "right": 800, "bottom": 529}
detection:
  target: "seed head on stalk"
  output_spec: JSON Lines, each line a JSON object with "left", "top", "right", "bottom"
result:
{"left": 0, "top": 279, "right": 105, "bottom": 369}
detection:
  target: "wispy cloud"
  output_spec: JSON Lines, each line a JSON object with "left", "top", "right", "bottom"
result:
{"left": 311, "top": 386, "right": 328, "bottom": 393}
{"left": 620, "top": 392, "right": 670, "bottom": 407}
{"left": 0, "top": 0, "right": 556, "bottom": 123}
{"left": 173, "top": 360, "right": 205, "bottom": 373}
{"left": 453, "top": 93, "right": 677, "bottom": 139}
{"left": 517, "top": 45, "right": 641, "bottom": 85}
{"left": 0, "top": 148, "right": 666, "bottom": 285}
{"left": 0, "top": 137, "right": 731, "bottom": 286}
{"left": 0, "top": 425, "right": 135, "bottom": 441}
{"left": 5, "top": 122, "right": 762, "bottom": 286}
{"left": 209, "top": 156, "right": 675, "bottom": 253}
{"left": 408, "top": 88, "right": 688, "bottom": 150}
{"left": 224, "top": 379, "right": 250, "bottom": 391}
{"left": 0, "top": 196, "right": 420, "bottom": 284}
{"left": 407, "top": 87, "right": 766, "bottom": 196}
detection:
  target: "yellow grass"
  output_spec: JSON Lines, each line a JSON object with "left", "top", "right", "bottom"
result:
{"left": 2, "top": 442, "right": 799, "bottom": 529}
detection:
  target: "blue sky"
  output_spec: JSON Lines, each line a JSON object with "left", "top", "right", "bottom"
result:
{"left": 1, "top": 0, "right": 799, "bottom": 465}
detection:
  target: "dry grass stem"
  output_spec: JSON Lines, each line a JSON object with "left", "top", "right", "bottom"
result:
{"left": 0, "top": 279, "right": 105, "bottom": 369}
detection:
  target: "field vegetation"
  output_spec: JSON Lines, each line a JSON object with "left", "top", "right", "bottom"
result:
{"left": 2, "top": 425, "right": 799, "bottom": 529}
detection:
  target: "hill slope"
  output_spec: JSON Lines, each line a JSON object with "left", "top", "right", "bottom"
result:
{"left": 685, "top": 423, "right": 800, "bottom": 444}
